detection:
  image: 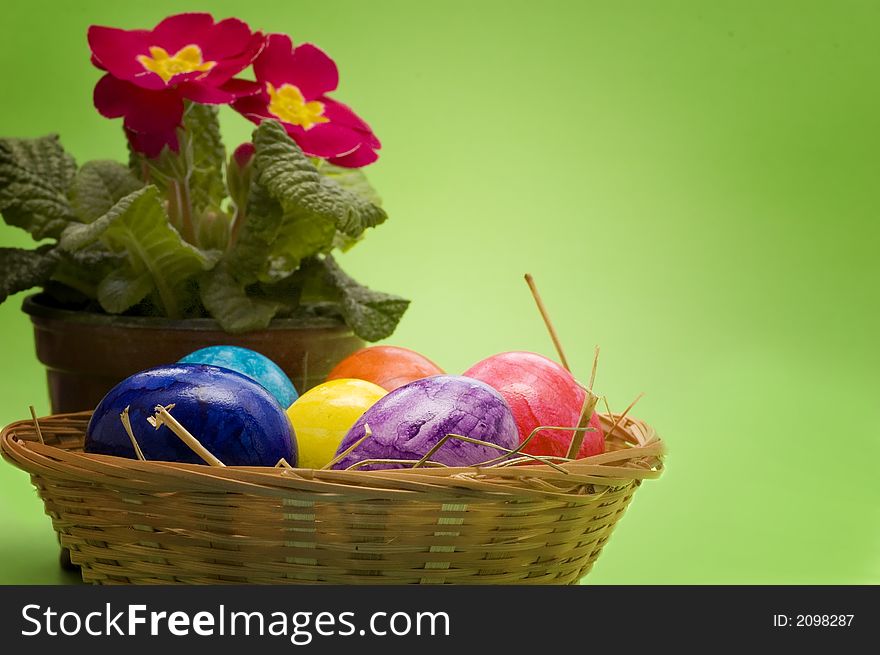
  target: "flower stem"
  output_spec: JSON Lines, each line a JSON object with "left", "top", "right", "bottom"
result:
{"left": 168, "top": 177, "right": 196, "bottom": 244}
{"left": 228, "top": 205, "right": 245, "bottom": 250}
{"left": 178, "top": 178, "right": 196, "bottom": 244}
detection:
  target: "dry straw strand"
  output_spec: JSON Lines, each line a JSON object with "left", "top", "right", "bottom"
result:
{"left": 565, "top": 391, "right": 600, "bottom": 460}
{"left": 148, "top": 405, "right": 225, "bottom": 467}
{"left": 28, "top": 406, "right": 44, "bottom": 446}
{"left": 119, "top": 407, "right": 146, "bottom": 461}
{"left": 524, "top": 273, "right": 570, "bottom": 370}
{"left": 321, "top": 424, "right": 374, "bottom": 471}
{"left": 589, "top": 346, "right": 600, "bottom": 391}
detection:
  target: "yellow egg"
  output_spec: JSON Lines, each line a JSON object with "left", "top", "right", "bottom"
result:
{"left": 286, "top": 378, "right": 387, "bottom": 469}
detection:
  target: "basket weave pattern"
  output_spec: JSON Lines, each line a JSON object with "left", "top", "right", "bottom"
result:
{"left": 1, "top": 411, "right": 663, "bottom": 584}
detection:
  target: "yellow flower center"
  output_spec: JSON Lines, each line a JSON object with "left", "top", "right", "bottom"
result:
{"left": 137, "top": 45, "right": 216, "bottom": 84}
{"left": 266, "top": 83, "right": 329, "bottom": 130}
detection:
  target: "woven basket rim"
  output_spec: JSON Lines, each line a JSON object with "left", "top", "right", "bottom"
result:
{"left": 1, "top": 411, "right": 664, "bottom": 502}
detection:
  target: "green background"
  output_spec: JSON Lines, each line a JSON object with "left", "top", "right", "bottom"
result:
{"left": 1, "top": 0, "right": 877, "bottom": 584}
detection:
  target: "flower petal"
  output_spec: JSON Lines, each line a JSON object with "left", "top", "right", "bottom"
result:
{"left": 232, "top": 93, "right": 373, "bottom": 160}
{"left": 123, "top": 88, "right": 184, "bottom": 133}
{"left": 179, "top": 78, "right": 260, "bottom": 104}
{"left": 219, "top": 78, "right": 263, "bottom": 98}
{"left": 254, "top": 35, "right": 338, "bottom": 99}
{"left": 252, "top": 33, "right": 294, "bottom": 87}
{"left": 285, "top": 122, "right": 362, "bottom": 159}
{"left": 179, "top": 82, "right": 235, "bottom": 104}
{"left": 231, "top": 93, "right": 274, "bottom": 125}
{"left": 125, "top": 127, "right": 179, "bottom": 158}
{"left": 287, "top": 43, "right": 339, "bottom": 98}
{"left": 322, "top": 98, "right": 381, "bottom": 149}
{"left": 203, "top": 32, "right": 266, "bottom": 85}
{"left": 328, "top": 144, "right": 379, "bottom": 168}
{"left": 93, "top": 74, "right": 129, "bottom": 119}
{"left": 88, "top": 26, "right": 159, "bottom": 87}
{"left": 152, "top": 13, "right": 215, "bottom": 53}
{"left": 201, "top": 18, "right": 257, "bottom": 59}
{"left": 94, "top": 75, "right": 183, "bottom": 133}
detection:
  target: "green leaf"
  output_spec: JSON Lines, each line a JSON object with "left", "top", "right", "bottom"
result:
{"left": 68, "top": 160, "right": 143, "bottom": 223}
{"left": 50, "top": 247, "right": 126, "bottom": 299}
{"left": 194, "top": 209, "right": 232, "bottom": 252}
{"left": 96, "top": 267, "right": 153, "bottom": 313}
{"left": 181, "top": 103, "right": 227, "bottom": 215}
{"left": 59, "top": 186, "right": 141, "bottom": 251}
{"left": 319, "top": 163, "right": 383, "bottom": 206}
{"left": 226, "top": 150, "right": 252, "bottom": 220}
{"left": 253, "top": 121, "right": 329, "bottom": 211}
{"left": 244, "top": 121, "right": 386, "bottom": 271}
{"left": 0, "top": 245, "right": 58, "bottom": 303}
{"left": 318, "top": 163, "right": 386, "bottom": 240}
{"left": 59, "top": 186, "right": 211, "bottom": 318}
{"left": 227, "top": 180, "right": 284, "bottom": 279}
{"left": 0, "top": 134, "right": 77, "bottom": 239}
{"left": 294, "top": 256, "right": 342, "bottom": 302}
{"left": 199, "top": 263, "right": 281, "bottom": 333}
{"left": 323, "top": 255, "right": 409, "bottom": 341}
{"left": 268, "top": 206, "right": 337, "bottom": 280}
{"left": 244, "top": 122, "right": 338, "bottom": 275}
{"left": 199, "top": 123, "right": 394, "bottom": 334}
{"left": 320, "top": 175, "right": 387, "bottom": 238}
{"left": 254, "top": 270, "right": 305, "bottom": 317}
{"left": 231, "top": 177, "right": 335, "bottom": 285}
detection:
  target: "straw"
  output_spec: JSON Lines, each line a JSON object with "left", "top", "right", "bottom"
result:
{"left": 28, "top": 406, "right": 44, "bottom": 446}
{"left": 588, "top": 346, "right": 600, "bottom": 391}
{"left": 119, "top": 406, "right": 146, "bottom": 461}
{"left": 321, "top": 424, "right": 374, "bottom": 470}
{"left": 602, "top": 393, "right": 645, "bottom": 443}
{"left": 565, "top": 391, "right": 600, "bottom": 459}
{"left": 524, "top": 273, "right": 570, "bottom": 370}
{"left": 147, "top": 405, "right": 225, "bottom": 467}
{"left": 409, "top": 432, "right": 569, "bottom": 474}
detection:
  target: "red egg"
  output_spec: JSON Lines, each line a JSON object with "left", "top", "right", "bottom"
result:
{"left": 463, "top": 351, "right": 604, "bottom": 459}
{"left": 326, "top": 346, "right": 444, "bottom": 392}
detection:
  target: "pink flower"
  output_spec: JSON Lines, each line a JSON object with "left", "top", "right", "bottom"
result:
{"left": 232, "top": 34, "right": 380, "bottom": 167}
{"left": 89, "top": 13, "right": 264, "bottom": 154}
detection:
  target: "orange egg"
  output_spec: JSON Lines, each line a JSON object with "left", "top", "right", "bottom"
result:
{"left": 326, "top": 346, "right": 444, "bottom": 391}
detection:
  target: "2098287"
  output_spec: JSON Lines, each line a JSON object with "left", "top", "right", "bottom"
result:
{"left": 773, "top": 614, "right": 855, "bottom": 627}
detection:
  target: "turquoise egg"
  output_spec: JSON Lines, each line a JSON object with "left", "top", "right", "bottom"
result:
{"left": 179, "top": 345, "right": 299, "bottom": 408}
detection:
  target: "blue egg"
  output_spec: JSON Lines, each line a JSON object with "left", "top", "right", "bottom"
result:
{"left": 86, "top": 364, "right": 297, "bottom": 466}
{"left": 179, "top": 345, "right": 298, "bottom": 408}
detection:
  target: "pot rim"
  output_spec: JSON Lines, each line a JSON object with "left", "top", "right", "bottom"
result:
{"left": 21, "top": 293, "right": 349, "bottom": 333}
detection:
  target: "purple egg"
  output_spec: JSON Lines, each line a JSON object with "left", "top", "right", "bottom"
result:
{"left": 332, "top": 375, "right": 519, "bottom": 470}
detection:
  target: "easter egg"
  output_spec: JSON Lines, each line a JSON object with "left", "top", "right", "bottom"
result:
{"left": 326, "top": 345, "right": 444, "bottom": 392}
{"left": 179, "top": 345, "right": 298, "bottom": 408}
{"left": 85, "top": 364, "right": 296, "bottom": 466}
{"left": 463, "top": 351, "right": 604, "bottom": 459}
{"left": 332, "top": 375, "right": 518, "bottom": 470}
{"left": 286, "top": 379, "right": 387, "bottom": 469}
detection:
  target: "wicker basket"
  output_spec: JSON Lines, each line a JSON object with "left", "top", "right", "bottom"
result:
{"left": 1, "top": 410, "right": 663, "bottom": 584}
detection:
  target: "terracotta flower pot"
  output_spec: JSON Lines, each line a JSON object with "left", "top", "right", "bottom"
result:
{"left": 23, "top": 293, "right": 365, "bottom": 414}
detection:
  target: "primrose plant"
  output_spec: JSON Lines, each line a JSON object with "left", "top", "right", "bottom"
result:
{"left": 0, "top": 13, "right": 407, "bottom": 340}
